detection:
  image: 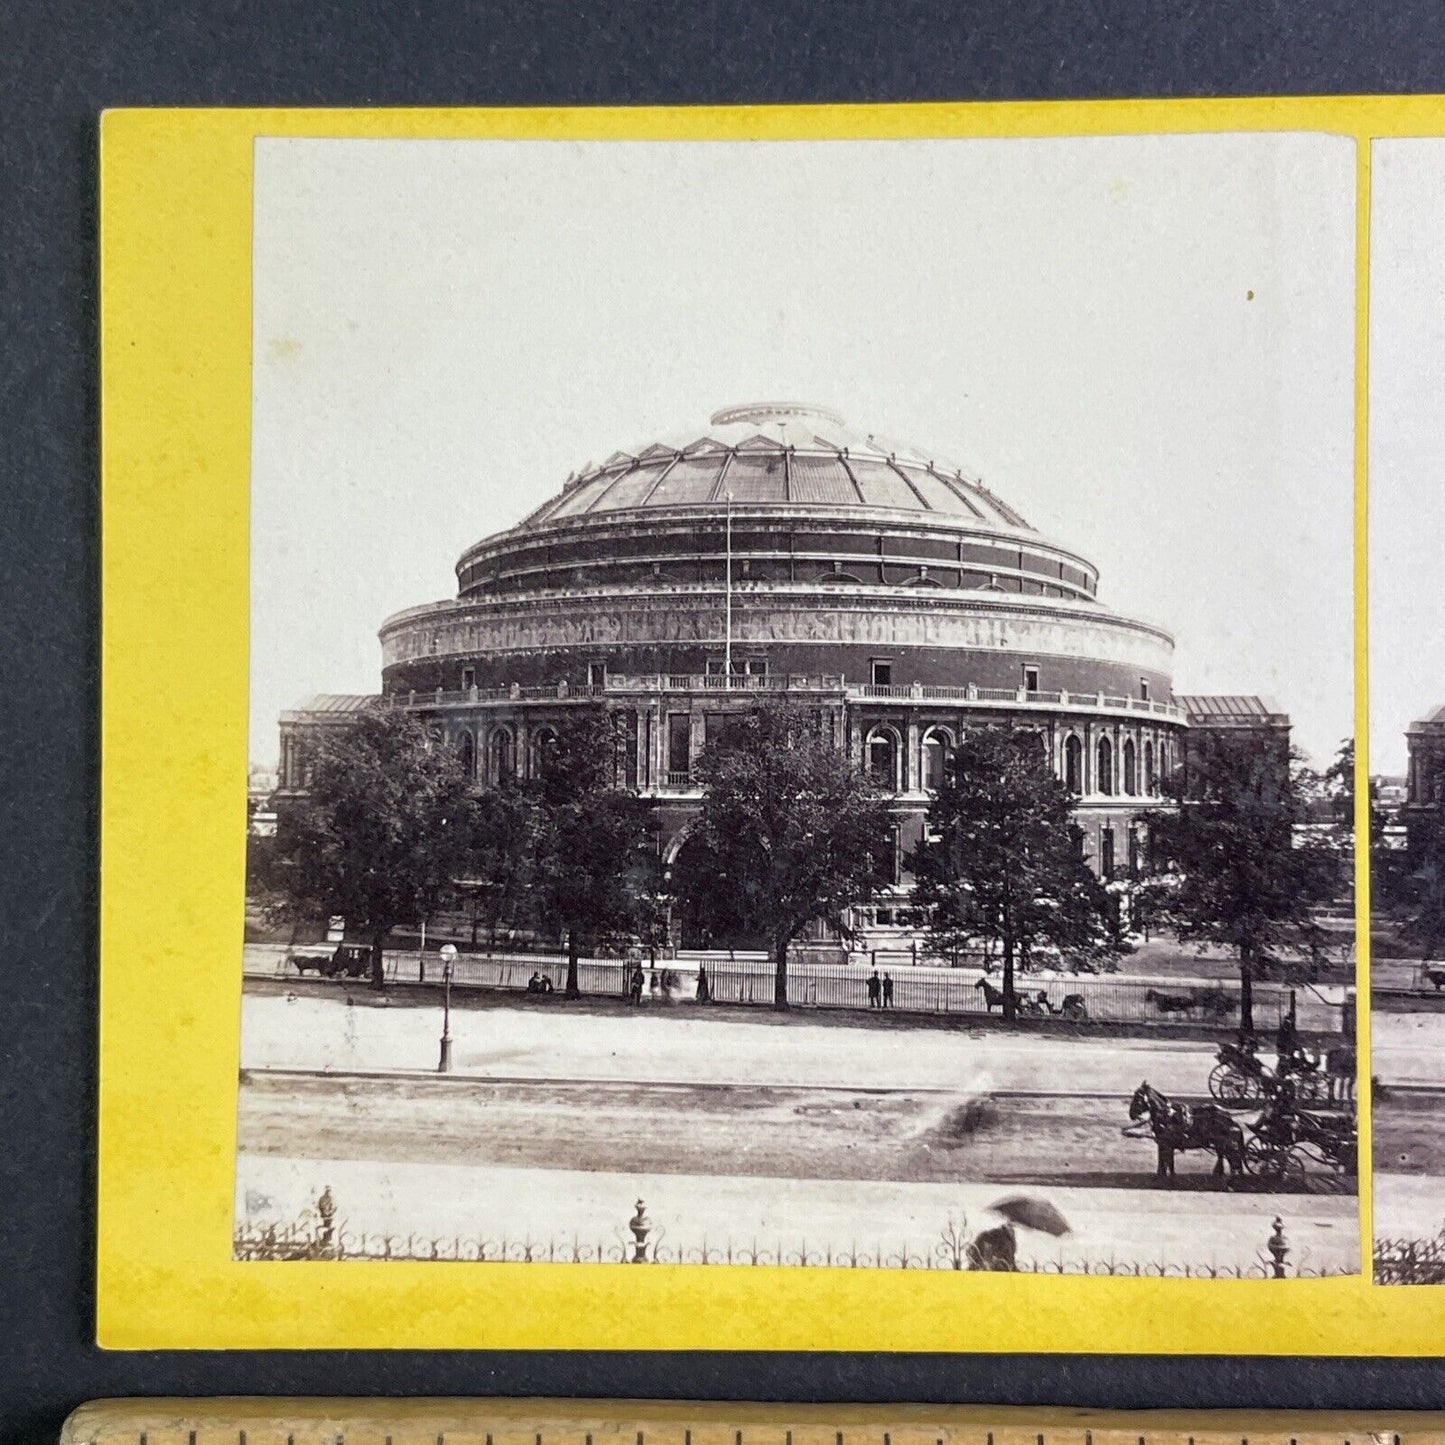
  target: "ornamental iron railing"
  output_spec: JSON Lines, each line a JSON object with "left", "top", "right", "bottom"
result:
{"left": 235, "top": 1191, "right": 1342, "bottom": 1278}
{"left": 1374, "top": 1232, "right": 1445, "bottom": 1284}
{"left": 246, "top": 944, "right": 1297, "bottom": 1032}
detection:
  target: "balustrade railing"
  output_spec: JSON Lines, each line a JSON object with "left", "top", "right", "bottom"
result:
{"left": 377, "top": 675, "right": 1184, "bottom": 719}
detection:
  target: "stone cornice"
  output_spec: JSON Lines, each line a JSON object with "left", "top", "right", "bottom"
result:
{"left": 380, "top": 582, "right": 1175, "bottom": 650}
{"left": 455, "top": 502, "right": 1096, "bottom": 579}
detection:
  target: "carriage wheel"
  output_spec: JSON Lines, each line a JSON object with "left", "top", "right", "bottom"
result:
{"left": 1209, "top": 1063, "right": 1258, "bottom": 1109}
{"left": 1244, "top": 1137, "right": 1306, "bottom": 1191}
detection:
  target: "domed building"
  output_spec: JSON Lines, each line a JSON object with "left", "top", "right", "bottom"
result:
{"left": 280, "top": 403, "right": 1232, "bottom": 953}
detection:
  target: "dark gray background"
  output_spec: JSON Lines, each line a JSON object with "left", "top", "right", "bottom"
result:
{"left": 3, "top": 3, "right": 1444, "bottom": 1443}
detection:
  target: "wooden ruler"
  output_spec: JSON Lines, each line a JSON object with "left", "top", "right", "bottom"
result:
{"left": 58, "top": 1402, "right": 1436, "bottom": 1445}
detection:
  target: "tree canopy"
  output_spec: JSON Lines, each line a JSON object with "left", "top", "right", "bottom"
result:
{"left": 275, "top": 710, "right": 472, "bottom": 985}
{"left": 679, "top": 701, "right": 894, "bottom": 1007}
{"left": 455, "top": 782, "right": 540, "bottom": 950}
{"left": 908, "top": 726, "right": 1118, "bottom": 1020}
{"left": 1143, "top": 731, "right": 1346, "bottom": 1029}
{"left": 523, "top": 706, "right": 658, "bottom": 993}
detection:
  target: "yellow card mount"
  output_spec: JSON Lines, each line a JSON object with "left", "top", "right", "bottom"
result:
{"left": 59, "top": 1402, "right": 1433, "bottom": 1445}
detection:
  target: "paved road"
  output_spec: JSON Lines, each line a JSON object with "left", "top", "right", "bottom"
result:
{"left": 1375, "top": 1088, "right": 1445, "bottom": 1176}
{"left": 234, "top": 988, "right": 1359, "bottom": 1273}
{"left": 1372, "top": 1012, "right": 1445, "bottom": 1088}
{"left": 237, "top": 1069, "right": 1347, "bottom": 1195}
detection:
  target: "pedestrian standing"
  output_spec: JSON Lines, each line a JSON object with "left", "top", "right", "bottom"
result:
{"left": 882, "top": 972, "right": 894, "bottom": 1009}
{"left": 867, "top": 969, "right": 881, "bottom": 1008}
{"left": 696, "top": 963, "right": 710, "bottom": 1002}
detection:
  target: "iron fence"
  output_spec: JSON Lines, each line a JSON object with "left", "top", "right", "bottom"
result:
{"left": 1374, "top": 1234, "right": 1445, "bottom": 1284}
{"left": 702, "top": 962, "right": 1289, "bottom": 1030}
{"left": 248, "top": 943, "right": 1293, "bottom": 1030}
{"left": 234, "top": 1195, "right": 1343, "bottom": 1278}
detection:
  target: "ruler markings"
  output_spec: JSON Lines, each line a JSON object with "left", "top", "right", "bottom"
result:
{"left": 56, "top": 1404, "right": 1445, "bottom": 1445}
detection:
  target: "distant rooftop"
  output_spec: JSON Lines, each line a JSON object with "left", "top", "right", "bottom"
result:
{"left": 280, "top": 693, "right": 380, "bottom": 719}
{"left": 1177, "top": 694, "right": 1289, "bottom": 726}
{"left": 1408, "top": 703, "right": 1445, "bottom": 732}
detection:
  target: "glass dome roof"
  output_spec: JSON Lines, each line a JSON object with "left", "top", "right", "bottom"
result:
{"left": 522, "top": 403, "right": 1033, "bottom": 532}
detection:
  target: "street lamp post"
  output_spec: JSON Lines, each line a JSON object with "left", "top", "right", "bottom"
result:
{"left": 438, "top": 942, "right": 457, "bottom": 1073}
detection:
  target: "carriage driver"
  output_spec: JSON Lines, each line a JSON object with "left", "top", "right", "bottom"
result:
{"left": 1275, "top": 1007, "right": 1317, "bottom": 1077}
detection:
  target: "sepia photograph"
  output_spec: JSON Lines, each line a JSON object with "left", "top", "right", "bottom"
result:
{"left": 237, "top": 133, "right": 1360, "bottom": 1278}
{"left": 1366, "top": 139, "right": 1445, "bottom": 1283}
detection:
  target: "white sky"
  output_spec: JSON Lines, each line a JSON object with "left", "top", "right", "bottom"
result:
{"left": 251, "top": 133, "right": 1356, "bottom": 768}
{"left": 1369, "top": 141, "right": 1445, "bottom": 777}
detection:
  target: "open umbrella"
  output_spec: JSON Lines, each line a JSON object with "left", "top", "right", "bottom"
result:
{"left": 987, "top": 1194, "right": 1072, "bottom": 1237}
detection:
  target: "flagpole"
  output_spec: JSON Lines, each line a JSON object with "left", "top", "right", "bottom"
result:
{"left": 724, "top": 490, "right": 734, "bottom": 678}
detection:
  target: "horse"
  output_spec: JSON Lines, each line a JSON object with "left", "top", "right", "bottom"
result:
{"left": 1191, "top": 985, "right": 1234, "bottom": 1019}
{"left": 1143, "top": 988, "right": 1194, "bottom": 1016}
{"left": 1126, "top": 1081, "right": 1246, "bottom": 1184}
{"left": 975, "top": 978, "right": 1007, "bottom": 1012}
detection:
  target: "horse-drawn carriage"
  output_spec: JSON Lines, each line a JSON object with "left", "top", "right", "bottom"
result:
{"left": 1206, "top": 1040, "right": 1343, "bottom": 1107}
{"left": 1240, "top": 1085, "right": 1356, "bottom": 1193}
{"left": 1126, "top": 1077, "right": 1356, "bottom": 1192}
{"left": 973, "top": 979, "right": 1089, "bottom": 1020}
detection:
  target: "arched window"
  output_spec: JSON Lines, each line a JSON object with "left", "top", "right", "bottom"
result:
{"left": 530, "top": 726, "right": 558, "bottom": 778}
{"left": 921, "top": 727, "right": 952, "bottom": 792}
{"left": 1096, "top": 736, "right": 1114, "bottom": 796}
{"left": 1143, "top": 740, "right": 1156, "bottom": 795}
{"left": 1122, "top": 738, "right": 1137, "bottom": 795}
{"left": 1101, "top": 826, "right": 1116, "bottom": 879}
{"left": 1017, "top": 729, "right": 1048, "bottom": 767}
{"left": 866, "top": 727, "right": 901, "bottom": 791}
{"left": 457, "top": 729, "right": 476, "bottom": 781}
{"left": 489, "top": 727, "right": 515, "bottom": 784}
{"left": 1064, "top": 734, "right": 1083, "bottom": 794}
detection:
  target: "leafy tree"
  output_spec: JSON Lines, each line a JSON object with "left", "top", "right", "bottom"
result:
{"left": 456, "top": 782, "right": 541, "bottom": 951}
{"left": 908, "top": 726, "right": 1118, "bottom": 1021}
{"left": 275, "top": 710, "right": 472, "bottom": 986}
{"left": 244, "top": 828, "right": 322, "bottom": 941}
{"left": 680, "top": 701, "right": 894, "bottom": 1008}
{"left": 526, "top": 706, "right": 657, "bottom": 995}
{"left": 1143, "top": 732, "right": 1346, "bottom": 1031}
{"left": 1323, "top": 738, "right": 1360, "bottom": 827}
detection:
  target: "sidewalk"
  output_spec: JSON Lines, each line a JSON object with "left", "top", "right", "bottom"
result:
{"left": 234, "top": 1152, "right": 1359, "bottom": 1276}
